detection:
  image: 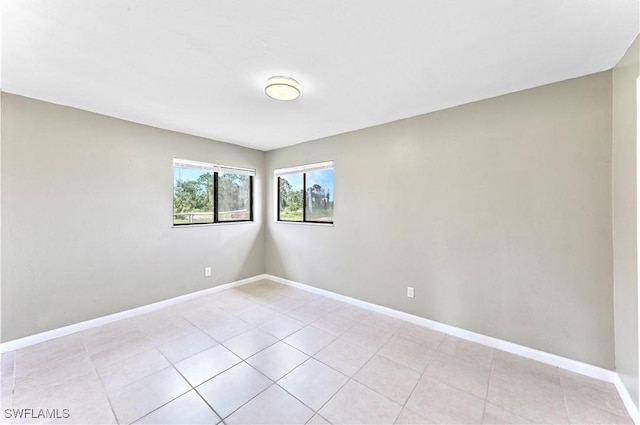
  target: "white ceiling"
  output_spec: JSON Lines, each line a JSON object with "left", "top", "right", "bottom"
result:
{"left": 2, "top": 1, "right": 638, "bottom": 151}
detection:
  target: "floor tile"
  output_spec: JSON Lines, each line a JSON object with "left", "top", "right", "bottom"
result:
{"left": 202, "top": 289, "right": 250, "bottom": 308}
{"left": 259, "top": 315, "right": 306, "bottom": 339}
{"left": 354, "top": 355, "right": 421, "bottom": 405}
{"left": 319, "top": 380, "right": 403, "bottom": 424}
{"left": 165, "top": 297, "right": 212, "bottom": 317}
{"left": 15, "top": 334, "right": 86, "bottom": 373}
{"left": 245, "top": 290, "right": 285, "bottom": 305}
{"left": 1, "top": 353, "right": 14, "bottom": 416}
{"left": 342, "top": 323, "right": 394, "bottom": 352}
{"left": 109, "top": 367, "right": 191, "bottom": 424}
{"left": 482, "top": 403, "right": 533, "bottom": 424}
{"left": 131, "top": 308, "right": 180, "bottom": 329}
{"left": 14, "top": 352, "right": 94, "bottom": 392}
{"left": 395, "top": 322, "right": 445, "bottom": 349}
{"left": 314, "top": 338, "right": 374, "bottom": 376}
{"left": 196, "top": 362, "right": 272, "bottom": 419}
{"left": 237, "top": 306, "right": 282, "bottom": 326}
{"left": 157, "top": 330, "right": 217, "bottom": 364}
{"left": 566, "top": 396, "right": 633, "bottom": 424}
{"left": 134, "top": 390, "right": 221, "bottom": 424}
{"left": 307, "top": 413, "right": 331, "bottom": 424}
{"left": 438, "top": 335, "right": 495, "bottom": 369}
{"left": 223, "top": 328, "right": 278, "bottom": 359}
{"left": 492, "top": 350, "right": 561, "bottom": 390}
{"left": 12, "top": 370, "right": 116, "bottom": 425}
{"left": 133, "top": 314, "right": 198, "bottom": 345}
{"left": 174, "top": 344, "right": 241, "bottom": 386}
{"left": 82, "top": 320, "right": 138, "bottom": 351}
{"left": 487, "top": 370, "right": 568, "bottom": 424}
{"left": 307, "top": 298, "right": 344, "bottom": 315}
{"left": 394, "top": 407, "right": 430, "bottom": 424}
{"left": 5, "top": 280, "right": 633, "bottom": 425}
{"left": 406, "top": 376, "right": 485, "bottom": 424}
{"left": 275, "top": 286, "right": 313, "bottom": 299}
{"left": 424, "top": 351, "right": 491, "bottom": 399}
{"left": 284, "top": 290, "right": 323, "bottom": 303}
{"left": 1, "top": 351, "right": 16, "bottom": 378}
{"left": 182, "top": 306, "right": 234, "bottom": 330}
{"left": 378, "top": 334, "right": 433, "bottom": 372}
{"left": 218, "top": 296, "right": 261, "bottom": 315}
{"left": 266, "top": 296, "right": 307, "bottom": 313}
{"left": 246, "top": 341, "right": 308, "bottom": 380}
{"left": 198, "top": 315, "right": 253, "bottom": 342}
{"left": 97, "top": 348, "right": 170, "bottom": 394}
{"left": 560, "top": 369, "right": 628, "bottom": 417}
{"left": 226, "top": 384, "right": 314, "bottom": 424}
{"left": 364, "top": 312, "right": 405, "bottom": 333}
{"left": 284, "top": 326, "right": 335, "bottom": 355}
{"left": 311, "top": 313, "right": 357, "bottom": 336}
{"left": 288, "top": 305, "right": 330, "bottom": 324}
{"left": 238, "top": 280, "right": 282, "bottom": 299}
{"left": 86, "top": 330, "right": 154, "bottom": 369}
{"left": 333, "top": 304, "right": 371, "bottom": 322}
{"left": 279, "top": 358, "right": 348, "bottom": 411}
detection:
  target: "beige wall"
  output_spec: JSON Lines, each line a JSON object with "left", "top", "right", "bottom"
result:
{"left": 1, "top": 94, "right": 265, "bottom": 341}
{"left": 265, "top": 72, "right": 615, "bottom": 368}
{"left": 613, "top": 36, "right": 639, "bottom": 407}
{"left": 0, "top": 70, "right": 622, "bottom": 372}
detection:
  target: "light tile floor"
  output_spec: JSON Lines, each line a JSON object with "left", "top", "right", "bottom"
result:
{"left": 0, "top": 280, "right": 632, "bottom": 424}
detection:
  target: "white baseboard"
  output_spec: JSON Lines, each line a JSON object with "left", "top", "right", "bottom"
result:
{"left": 615, "top": 374, "right": 640, "bottom": 424}
{"left": 0, "top": 274, "right": 269, "bottom": 353}
{"left": 265, "top": 274, "right": 616, "bottom": 383}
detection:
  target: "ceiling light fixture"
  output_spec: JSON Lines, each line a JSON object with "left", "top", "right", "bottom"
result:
{"left": 264, "top": 76, "right": 301, "bottom": 101}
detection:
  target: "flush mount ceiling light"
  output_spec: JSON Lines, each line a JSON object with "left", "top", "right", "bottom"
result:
{"left": 264, "top": 76, "right": 301, "bottom": 101}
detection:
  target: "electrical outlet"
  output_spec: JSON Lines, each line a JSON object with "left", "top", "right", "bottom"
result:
{"left": 204, "top": 267, "right": 212, "bottom": 277}
{"left": 407, "top": 286, "right": 414, "bottom": 298}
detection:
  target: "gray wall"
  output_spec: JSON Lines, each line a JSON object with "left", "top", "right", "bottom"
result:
{"left": 265, "top": 72, "right": 615, "bottom": 368}
{"left": 1, "top": 94, "right": 265, "bottom": 341}
{"left": 1, "top": 71, "right": 622, "bottom": 371}
{"left": 613, "top": 36, "right": 639, "bottom": 407}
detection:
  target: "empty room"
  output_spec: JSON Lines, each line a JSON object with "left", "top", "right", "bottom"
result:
{"left": 1, "top": 1, "right": 640, "bottom": 424}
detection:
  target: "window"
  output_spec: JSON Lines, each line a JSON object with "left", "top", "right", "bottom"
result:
{"left": 275, "top": 161, "right": 334, "bottom": 224}
{"left": 173, "top": 159, "right": 254, "bottom": 225}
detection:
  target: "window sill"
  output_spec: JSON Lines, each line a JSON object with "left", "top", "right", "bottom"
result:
{"left": 273, "top": 220, "right": 334, "bottom": 227}
{"left": 172, "top": 221, "right": 255, "bottom": 228}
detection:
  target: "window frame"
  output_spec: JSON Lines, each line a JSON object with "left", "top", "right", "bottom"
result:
{"left": 173, "top": 159, "right": 255, "bottom": 227}
{"left": 275, "top": 161, "right": 334, "bottom": 225}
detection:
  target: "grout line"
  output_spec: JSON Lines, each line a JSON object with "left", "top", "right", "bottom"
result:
{"left": 480, "top": 347, "right": 497, "bottom": 424}
{"left": 192, "top": 389, "right": 224, "bottom": 423}
{"left": 389, "top": 331, "right": 440, "bottom": 423}
{"left": 140, "top": 339, "right": 226, "bottom": 423}
{"left": 4, "top": 352, "right": 17, "bottom": 425}
{"left": 80, "top": 333, "right": 120, "bottom": 424}
{"left": 308, "top": 315, "right": 400, "bottom": 419}
{"left": 559, "top": 368, "right": 573, "bottom": 425}
{"left": 275, "top": 304, "right": 380, "bottom": 417}
{"left": 167, "top": 285, "right": 331, "bottom": 422}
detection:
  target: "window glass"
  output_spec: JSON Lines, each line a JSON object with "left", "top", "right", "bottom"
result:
{"left": 305, "top": 169, "right": 333, "bottom": 222}
{"left": 278, "top": 174, "right": 304, "bottom": 221}
{"left": 218, "top": 172, "right": 252, "bottom": 221}
{"left": 173, "top": 167, "right": 214, "bottom": 224}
